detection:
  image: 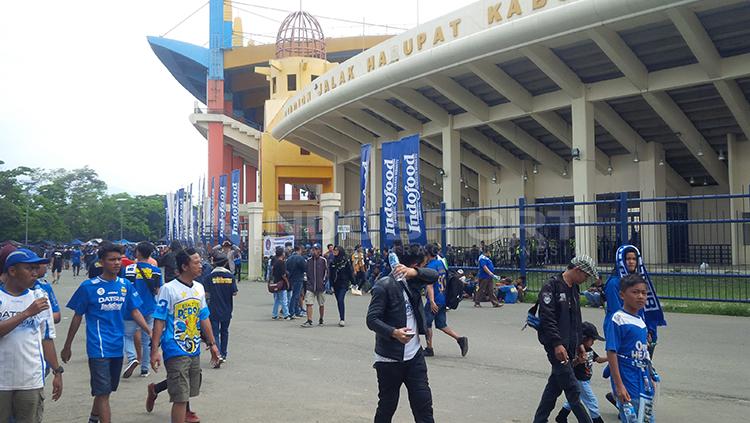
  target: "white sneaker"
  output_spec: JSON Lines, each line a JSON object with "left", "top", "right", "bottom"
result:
{"left": 339, "top": 320, "right": 345, "bottom": 327}
{"left": 122, "top": 359, "right": 139, "bottom": 379}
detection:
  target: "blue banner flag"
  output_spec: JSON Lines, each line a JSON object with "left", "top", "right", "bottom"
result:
{"left": 400, "top": 134, "right": 426, "bottom": 245}
{"left": 172, "top": 192, "right": 178, "bottom": 242}
{"left": 218, "top": 174, "right": 227, "bottom": 244}
{"left": 230, "top": 169, "right": 241, "bottom": 246}
{"left": 210, "top": 177, "right": 215, "bottom": 247}
{"left": 381, "top": 140, "right": 401, "bottom": 248}
{"left": 360, "top": 144, "right": 373, "bottom": 249}
{"left": 177, "top": 189, "right": 185, "bottom": 242}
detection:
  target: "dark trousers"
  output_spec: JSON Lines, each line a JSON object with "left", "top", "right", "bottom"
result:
{"left": 533, "top": 359, "right": 593, "bottom": 423}
{"left": 211, "top": 319, "right": 231, "bottom": 358}
{"left": 374, "top": 350, "right": 434, "bottom": 423}
{"left": 334, "top": 286, "right": 347, "bottom": 321}
{"left": 289, "top": 280, "right": 304, "bottom": 316}
{"left": 474, "top": 278, "right": 500, "bottom": 306}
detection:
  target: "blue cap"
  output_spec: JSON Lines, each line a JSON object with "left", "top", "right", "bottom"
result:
{"left": 312, "top": 243, "right": 321, "bottom": 250}
{"left": 3, "top": 248, "right": 49, "bottom": 271}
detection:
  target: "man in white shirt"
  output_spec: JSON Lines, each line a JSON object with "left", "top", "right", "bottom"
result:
{"left": 0, "top": 248, "right": 63, "bottom": 423}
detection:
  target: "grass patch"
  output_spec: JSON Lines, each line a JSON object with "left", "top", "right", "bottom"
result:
{"left": 521, "top": 291, "right": 750, "bottom": 317}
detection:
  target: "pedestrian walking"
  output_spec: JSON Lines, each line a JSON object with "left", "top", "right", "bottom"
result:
{"left": 330, "top": 245, "right": 354, "bottom": 327}
{"left": 366, "top": 244, "right": 438, "bottom": 423}
{"left": 532, "top": 255, "right": 599, "bottom": 423}
{"left": 474, "top": 246, "right": 502, "bottom": 308}
{"left": 301, "top": 244, "right": 327, "bottom": 327}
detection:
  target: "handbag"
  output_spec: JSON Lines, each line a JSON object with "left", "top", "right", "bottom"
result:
{"left": 267, "top": 280, "right": 280, "bottom": 293}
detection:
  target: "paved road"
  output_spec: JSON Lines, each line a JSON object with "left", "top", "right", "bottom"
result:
{"left": 39, "top": 272, "right": 749, "bottom": 422}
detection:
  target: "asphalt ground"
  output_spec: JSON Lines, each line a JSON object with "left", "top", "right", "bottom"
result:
{"left": 37, "top": 271, "right": 750, "bottom": 422}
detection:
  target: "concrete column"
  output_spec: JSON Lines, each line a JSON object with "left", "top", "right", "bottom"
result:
{"left": 334, "top": 162, "right": 346, "bottom": 200}
{"left": 728, "top": 133, "right": 750, "bottom": 265}
{"left": 243, "top": 202, "right": 264, "bottom": 281}
{"left": 638, "top": 142, "right": 667, "bottom": 263}
{"left": 442, "top": 126, "right": 462, "bottom": 246}
{"left": 368, "top": 141, "right": 382, "bottom": 248}
{"left": 571, "top": 97, "right": 597, "bottom": 261}
{"left": 320, "top": 192, "right": 342, "bottom": 249}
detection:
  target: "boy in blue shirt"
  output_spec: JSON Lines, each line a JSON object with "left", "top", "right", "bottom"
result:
{"left": 605, "top": 274, "right": 657, "bottom": 422}
{"left": 423, "top": 244, "right": 468, "bottom": 357}
{"left": 71, "top": 247, "right": 82, "bottom": 277}
{"left": 62, "top": 241, "right": 151, "bottom": 423}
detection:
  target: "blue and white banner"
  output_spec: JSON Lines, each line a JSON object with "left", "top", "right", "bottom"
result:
{"left": 188, "top": 184, "right": 194, "bottom": 246}
{"left": 177, "top": 189, "right": 185, "bottom": 242}
{"left": 230, "top": 169, "right": 241, "bottom": 246}
{"left": 381, "top": 140, "right": 401, "bottom": 248}
{"left": 172, "top": 192, "right": 178, "bottom": 242}
{"left": 359, "top": 144, "right": 373, "bottom": 249}
{"left": 164, "top": 194, "right": 170, "bottom": 241}
{"left": 218, "top": 174, "right": 227, "bottom": 244}
{"left": 400, "top": 134, "right": 426, "bottom": 245}
{"left": 210, "top": 177, "right": 215, "bottom": 247}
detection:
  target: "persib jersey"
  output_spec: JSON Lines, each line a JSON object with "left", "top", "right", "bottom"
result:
{"left": 66, "top": 276, "right": 142, "bottom": 358}
{"left": 605, "top": 309, "right": 652, "bottom": 398}
{"left": 0, "top": 286, "right": 56, "bottom": 390}
{"left": 153, "top": 279, "right": 210, "bottom": 361}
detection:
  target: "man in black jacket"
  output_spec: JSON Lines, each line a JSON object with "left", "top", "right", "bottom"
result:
{"left": 533, "top": 255, "right": 598, "bottom": 423}
{"left": 366, "top": 244, "right": 438, "bottom": 423}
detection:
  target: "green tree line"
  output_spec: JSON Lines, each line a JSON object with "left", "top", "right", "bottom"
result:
{"left": 0, "top": 165, "right": 165, "bottom": 243}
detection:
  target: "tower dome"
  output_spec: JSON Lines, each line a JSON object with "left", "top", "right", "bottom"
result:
{"left": 275, "top": 11, "right": 326, "bottom": 59}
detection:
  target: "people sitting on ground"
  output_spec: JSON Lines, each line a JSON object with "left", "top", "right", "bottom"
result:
{"left": 496, "top": 277, "right": 519, "bottom": 304}
{"left": 583, "top": 276, "right": 605, "bottom": 308}
{"left": 515, "top": 276, "right": 527, "bottom": 303}
{"left": 461, "top": 271, "right": 478, "bottom": 299}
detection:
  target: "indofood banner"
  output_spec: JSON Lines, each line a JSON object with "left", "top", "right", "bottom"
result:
{"left": 381, "top": 140, "right": 401, "bottom": 248}
{"left": 210, "top": 177, "right": 215, "bottom": 246}
{"left": 164, "top": 194, "right": 171, "bottom": 241}
{"left": 218, "top": 174, "right": 227, "bottom": 244}
{"left": 230, "top": 169, "right": 241, "bottom": 246}
{"left": 400, "top": 134, "right": 426, "bottom": 245}
{"left": 177, "top": 188, "right": 185, "bottom": 242}
{"left": 359, "top": 144, "right": 373, "bottom": 249}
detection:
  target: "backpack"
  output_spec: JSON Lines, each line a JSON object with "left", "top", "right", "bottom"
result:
{"left": 444, "top": 272, "right": 464, "bottom": 310}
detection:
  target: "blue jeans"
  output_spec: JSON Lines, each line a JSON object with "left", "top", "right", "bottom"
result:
{"left": 584, "top": 291, "right": 604, "bottom": 307}
{"left": 563, "top": 379, "right": 601, "bottom": 419}
{"left": 334, "top": 286, "right": 347, "bottom": 321}
{"left": 289, "top": 280, "right": 304, "bottom": 316}
{"left": 123, "top": 316, "right": 153, "bottom": 372}
{"left": 273, "top": 290, "right": 289, "bottom": 318}
{"left": 211, "top": 319, "right": 231, "bottom": 358}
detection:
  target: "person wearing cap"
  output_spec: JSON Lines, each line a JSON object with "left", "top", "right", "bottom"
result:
{"left": 532, "top": 255, "right": 599, "bottom": 423}
{"left": 0, "top": 248, "right": 64, "bottom": 423}
{"left": 286, "top": 245, "right": 307, "bottom": 319}
{"left": 555, "top": 322, "right": 608, "bottom": 423}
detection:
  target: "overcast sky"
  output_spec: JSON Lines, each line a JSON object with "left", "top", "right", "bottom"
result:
{"left": 0, "top": 0, "right": 471, "bottom": 195}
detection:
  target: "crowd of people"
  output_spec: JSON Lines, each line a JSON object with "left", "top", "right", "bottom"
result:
{"left": 0, "top": 234, "right": 665, "bottom": 423}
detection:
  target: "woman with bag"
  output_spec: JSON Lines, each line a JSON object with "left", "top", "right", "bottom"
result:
{"left": 329, "top": 246, "right": 354, "bottom": 327}
{"left": 269, "top": 247, "right": 291, "bottom": 320}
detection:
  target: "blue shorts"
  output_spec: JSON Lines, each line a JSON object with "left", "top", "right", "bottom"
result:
{"left": 88, "top": 357, "right": 123, "bottom": 396}
{"left": 424, "top": 303, "right": 448, "bottom": 329}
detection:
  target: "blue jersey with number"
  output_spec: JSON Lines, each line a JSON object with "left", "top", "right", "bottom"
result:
{"left": 425, "top": 258, "right": 446, "bottom": 306}
{"left": 66, "top": 276, "right": 142, "bottom": 358}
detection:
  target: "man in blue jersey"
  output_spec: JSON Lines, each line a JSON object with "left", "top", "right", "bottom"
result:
{"left": 62, "top": 241, "right": 151, "bottom": 423}
{"left": 423, "top": 244, "right": 468, "bottom": 358}
{"left": 150, "top": 247, "right": 220, "bottom": 423}
{"left": 606, "top": 274, "right": 657, "bottom": 422}
{"left": 474, "top": 246, "right": 502, "bottom": 307}
{"left": 71, "top": 246, "right": 83, "bottom": 277}
{"left": 121, "top": 242, "right": 163, "bottom": 378}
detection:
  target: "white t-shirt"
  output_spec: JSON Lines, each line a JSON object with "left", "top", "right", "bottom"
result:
{"left": 374, "top": 288, "right": 421, "bottom": 363}
{"left": 0, "top": 286, "right": 56, "bottom": 390}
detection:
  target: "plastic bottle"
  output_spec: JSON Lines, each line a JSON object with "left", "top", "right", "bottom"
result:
{"left": 621, "top": 402, "right": 638, "bottom": 423}
{"left": 388, "top": 252, "right": 405, "bottom": 281}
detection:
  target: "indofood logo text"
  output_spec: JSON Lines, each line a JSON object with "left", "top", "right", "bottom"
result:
{"left": 403, "top": 154, "right": 421, "bottom": 232}
{"left": 383, "top": 159, "right": 399, "bottom": 236}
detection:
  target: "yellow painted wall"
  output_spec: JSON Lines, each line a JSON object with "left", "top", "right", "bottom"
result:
{"left": 257, "top": 56, "right": 342, "bottom": 220}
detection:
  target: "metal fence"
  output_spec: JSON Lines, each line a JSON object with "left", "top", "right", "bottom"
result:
{"left": 262, "top": 216, "right": 322, "bottom": 246}
{"left": 335, "top": 192, "right": 750, "bottom": 303}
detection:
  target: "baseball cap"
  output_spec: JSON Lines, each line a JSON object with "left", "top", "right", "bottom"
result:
{"left": 582, "top": 321, "right": 605, "bottom": 341}
{"left": 3, "top": 248, "right": 49, "bottom": 272}
{"left": 312, "top": 243, "right": 321, "bottom": 250}
{"left": 570, "top": 255, "right": 599, "bottom": 279}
